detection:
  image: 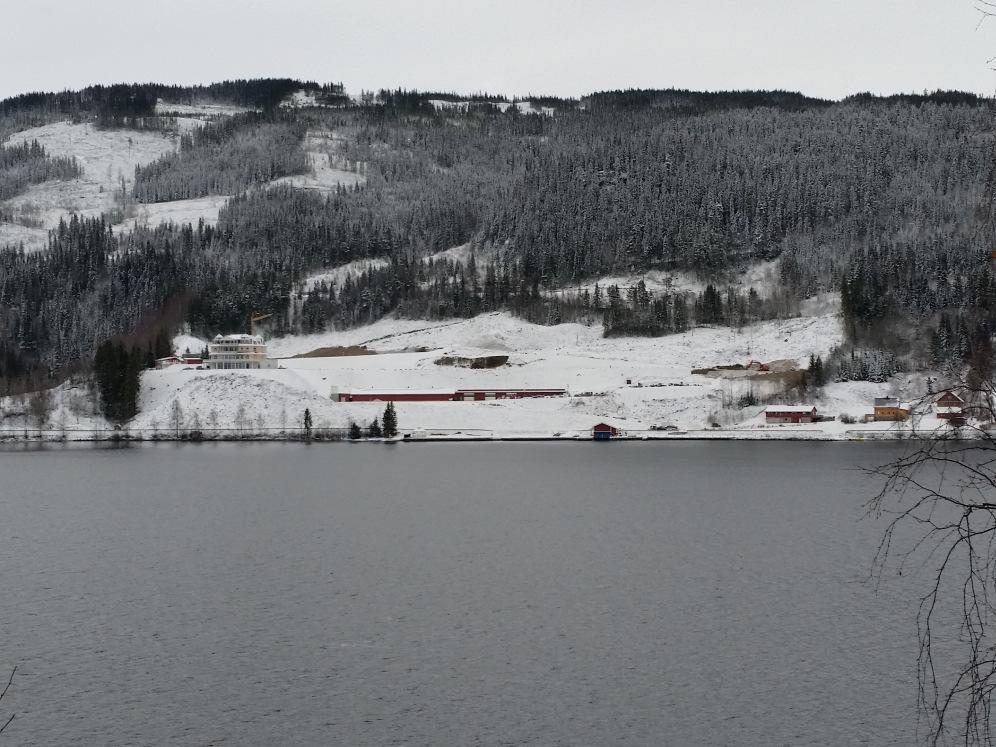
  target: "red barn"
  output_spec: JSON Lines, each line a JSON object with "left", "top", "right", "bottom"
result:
{"left": 935, "top": 391, "right": 966, "bottom": 422}
{"left": 935, "top": 391, "right": 965, "bottom": 409}
{"left": 764, "top": 405, "right": 818, "bottom": 424}
{"left": 592, "top": 423, "right": 620, "bottom": 440}
{"left": 155, "top": 356, "right": 182, "bottom": 369}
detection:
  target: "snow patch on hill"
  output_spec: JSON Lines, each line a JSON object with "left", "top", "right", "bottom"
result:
{"left": 155, "top": 100, "right": 252, "bottom": 117}
{"left": 548, "top": 259, "right": 783, "bottom": 298}
{"left": 295, "top": 257, "right": 391, "bottom": 295}
{"left": 0, "top": 121, "right": 178, "bottom": 250}
{"left": 114, "top": 195, "right": 231, "bottom": 232}
{"left": 428, "top": 99, "right": 555, "bottom": 117}
{"left": 269, "top": 130, "right": 364, "bottom": 193}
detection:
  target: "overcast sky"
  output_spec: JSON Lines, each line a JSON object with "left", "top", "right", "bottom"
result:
{"left": 1, "top": 0, "right": 994, "bottom": 101}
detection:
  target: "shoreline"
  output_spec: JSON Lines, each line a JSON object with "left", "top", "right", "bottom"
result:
{"left": 0, "top": 428, "right": 972, "bottom": 444}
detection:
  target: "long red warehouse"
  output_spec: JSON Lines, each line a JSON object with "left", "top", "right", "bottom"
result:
{"left": 336, "top": 388, "right": 567, "bottom": 402}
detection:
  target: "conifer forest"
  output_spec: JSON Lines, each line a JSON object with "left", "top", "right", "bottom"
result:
{"left": 0, "top": 80, "right": 993, "bottom": 392}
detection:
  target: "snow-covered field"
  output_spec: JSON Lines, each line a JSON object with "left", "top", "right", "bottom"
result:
{"left": 2, "top": 309, "right": 974, "bottom": 440}
{"left": 137, "top": 311, "right": 938, "bottom": 437}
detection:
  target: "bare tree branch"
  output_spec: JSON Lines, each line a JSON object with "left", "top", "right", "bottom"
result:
{"left": 0, "top": 665, "right": 15, "bottom": 736}
{"left": 869, "top": 380, "right": 996, "bottom": 744}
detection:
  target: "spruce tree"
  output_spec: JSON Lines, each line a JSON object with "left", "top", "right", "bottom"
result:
{"left": 381, "top": 402, "right": 398, "bottom": 437}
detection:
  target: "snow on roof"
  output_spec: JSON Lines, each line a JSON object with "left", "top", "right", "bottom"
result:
{"left": 874, "top": 397, "right": 900, "bottom": 407}
{"left": 212, "top": 334, "right": 264, "bottom": 343}
{"left": 344, "top": 389, "right": 457, "bottom": 396}
{"left": 764, "top": 405, "right": 818, "bottom": 413}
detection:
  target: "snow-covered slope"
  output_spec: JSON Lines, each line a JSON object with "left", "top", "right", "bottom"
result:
{"left": 0, "top": 120, "right": 363, "bottom": 250}
{"left": 133, "top": 311, "right": 847, "bottom": 436}
{"left": 0, "top": 121, "right": 179, "bottom": 250}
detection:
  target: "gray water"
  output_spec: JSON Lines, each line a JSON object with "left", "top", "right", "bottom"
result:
{"left": 0, "top": 442, "right": 921, "bottom": 746}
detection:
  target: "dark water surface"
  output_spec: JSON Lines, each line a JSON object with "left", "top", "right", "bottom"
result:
{"left": 0, "top": 442, "right": 921, "bottom": 745}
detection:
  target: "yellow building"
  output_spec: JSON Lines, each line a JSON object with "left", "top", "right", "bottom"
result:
{"left": 873, "top": 397, "right": 909, "bottom": 422}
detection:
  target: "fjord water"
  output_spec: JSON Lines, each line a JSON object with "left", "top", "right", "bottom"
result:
{"left": 0, "top": 442, "right": 919, "bottom": 745}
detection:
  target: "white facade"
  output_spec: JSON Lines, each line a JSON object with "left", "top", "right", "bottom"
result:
{"left": 207, "top": 334, "right": 277, "bottom": 370}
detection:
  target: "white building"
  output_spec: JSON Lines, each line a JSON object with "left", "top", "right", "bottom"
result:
{"left": 207, "top": 334, "right": 278, "bottom": 370}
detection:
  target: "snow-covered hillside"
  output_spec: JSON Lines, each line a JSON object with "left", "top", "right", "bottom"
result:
{"left": 0, "top": 121, "right": 178, "bottom": 250}
{"left": 0, "top": 120, "right": 366, "bottom": 250}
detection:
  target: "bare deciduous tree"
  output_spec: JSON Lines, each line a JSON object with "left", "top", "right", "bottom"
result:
{"left": 869, "top": 381, "right": 996, "bottom": 745}
{"left": 27, "top": 388, "right": 53, "bottom": 433}
{"left": 169, "top": 399, "right": 184, "bottom": 438}
{"left": 0, "top": 666, "right": 17, "bottom": 736}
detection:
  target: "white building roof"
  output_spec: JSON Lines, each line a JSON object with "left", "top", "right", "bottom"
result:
{"left": 212, "top": 334, "right": 264, "bottom": 344}
{"left": 344, "top": 389, "right": 457, "bottom": 396}
{"left": 764, "top": 405, "right": 817, "bottom": 413}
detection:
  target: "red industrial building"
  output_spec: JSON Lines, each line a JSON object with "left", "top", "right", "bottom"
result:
{"left": 338, "top": 390, "right": 454, "bottom": 402}
{"left": 764, "top": 405, "right": 819, "bottom": 424}
{"left": 335, "top": 388, "right": 567, "bottom": 403}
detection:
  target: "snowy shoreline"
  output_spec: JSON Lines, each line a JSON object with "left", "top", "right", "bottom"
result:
{"left": 0, "top": 428, "right": 961, "bottom": 445}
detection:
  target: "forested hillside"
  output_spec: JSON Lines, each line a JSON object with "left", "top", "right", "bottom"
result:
{"left": 132, "top": 113, "right": 309, "bottom": 201}
{"left": 0, "top": 79, "right": 992, "bottom": 393}
{"left": 0, "top": 139, "right": 81, "bottom": 200}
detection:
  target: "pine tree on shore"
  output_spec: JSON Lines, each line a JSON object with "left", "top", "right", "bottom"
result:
{"left": 382, "top": 402, "right": 398, "bottom": 438}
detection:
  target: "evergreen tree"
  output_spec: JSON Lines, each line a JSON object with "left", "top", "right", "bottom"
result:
{"left": 382, "top": 402, "right": 398, "bottom": 438}
{"left": 348, "top": 421, "right": 362, "bottom": 440}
